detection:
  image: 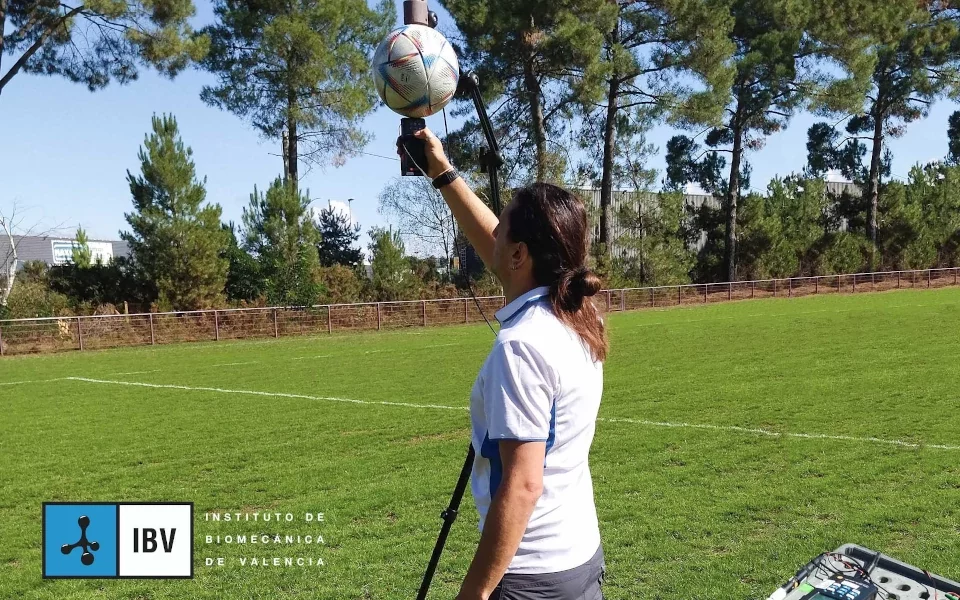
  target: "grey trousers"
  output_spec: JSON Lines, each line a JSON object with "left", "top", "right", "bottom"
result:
{"left": 490, "top": 545, "right": 606, "bottom": 600}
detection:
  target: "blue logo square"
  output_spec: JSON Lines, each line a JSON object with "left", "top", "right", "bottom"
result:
{"left": 43, "top": 504, "right": 118, "bottom": 578}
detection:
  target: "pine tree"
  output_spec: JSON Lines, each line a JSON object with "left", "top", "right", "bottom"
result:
{"left": 71, "top": 226, "right": 92, "bottom": 268}
{"left": 367, "top": 226, "right": 419, "bottom": 301}
{"left": 317, "top": 207, "right": 362, "bottom": 268}
{"left": 242, "top": 178, "right": 322, "bottom": 306}
{"left": 575, "top": 0, "right": 734, "bottom": 262}
{"left": 222, "top": 222, "right": 263, "bottom": 303}
{"left": 675, "top": 0, "right": 883, "bottom": 281}
{"left": 811, "top": 4, "right": 960, "bottom": 266}
{"left": 122, "top": 114, "right": 229, "bottom": 310}
{"left": 441, "top": 0, "right": 617, "bottom": 181}
{"left": 949, "top": 111, "right": 960, "bottom": 165}
{"left": 201, "top": 0, "right": 393, "bottom": 193}
{"left": 1, "top": 0, "right": 206, "bottom": 96}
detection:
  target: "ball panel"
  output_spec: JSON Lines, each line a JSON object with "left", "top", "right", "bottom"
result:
{"left": 384, "top": 80, "right": 415, "bottom": 112}
{"left": 380, "top": 54, "right": 427, "bottom": 106}
{"left": 387, "top": 32, "right": 420, "bottom": 61}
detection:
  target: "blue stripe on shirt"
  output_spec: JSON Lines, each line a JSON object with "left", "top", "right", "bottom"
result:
{"left": 480, "top": 431, "right": 503, "bottom": 498}
{"left": 545, "top": 402, "right": 556, "bottom": 465}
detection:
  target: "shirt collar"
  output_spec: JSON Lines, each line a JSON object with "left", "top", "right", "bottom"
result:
{"left": 495, "top": 286, "right": 550, "bottom": 325}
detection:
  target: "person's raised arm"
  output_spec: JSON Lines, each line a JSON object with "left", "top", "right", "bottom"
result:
{"left": 406, "top": 127, "right": 498, "bottom": 270}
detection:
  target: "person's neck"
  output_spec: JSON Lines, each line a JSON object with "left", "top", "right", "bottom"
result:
{"left": 503, "top": 280, "right": 540, "bottom": 305}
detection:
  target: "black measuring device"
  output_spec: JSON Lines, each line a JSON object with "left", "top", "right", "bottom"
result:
{"left": 803, "top": 574, "right": 880, "bottom": 600}
{"left": 399, "top": 117, "right": 428, "bottom": 176}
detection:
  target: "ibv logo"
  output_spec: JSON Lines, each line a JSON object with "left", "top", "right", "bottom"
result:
{"left": 62, "top": 515, "right": 100, "bottom": 565}
{"left": 43, "top": 502, "right": 193, "bottom": 578}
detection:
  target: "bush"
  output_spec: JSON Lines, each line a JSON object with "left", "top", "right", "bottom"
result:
{"left": 812, "top": 232, "right": 871, "bottom": 275}
{"left": 48, "top": 258, "right": 154, "bottom": 312}
{"left": 5, "top": 280, "right": 72, "bottom": 319}
{"left": 317, "top": 265, "right": 364, "bottom": 305}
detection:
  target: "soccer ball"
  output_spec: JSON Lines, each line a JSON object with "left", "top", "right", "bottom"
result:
{"left": 372, "top": 25, "right": 459, "bottom": 118}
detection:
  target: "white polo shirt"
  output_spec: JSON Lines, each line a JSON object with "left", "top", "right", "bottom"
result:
{"left": 469, "top": 285, "right": 604, "bottom": 574}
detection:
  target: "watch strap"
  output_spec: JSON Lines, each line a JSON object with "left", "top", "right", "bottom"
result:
{"left": 432, "top": 168, "right": 460, "bottom": 189}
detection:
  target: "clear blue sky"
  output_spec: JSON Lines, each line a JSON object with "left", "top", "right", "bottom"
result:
{"left": 2, "top": 1, "right": 959, "bottom": 251}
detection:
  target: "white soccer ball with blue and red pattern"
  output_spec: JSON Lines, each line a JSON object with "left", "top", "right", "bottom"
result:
{"left": 372, "top": 25, "right": 459, "bottom": 118}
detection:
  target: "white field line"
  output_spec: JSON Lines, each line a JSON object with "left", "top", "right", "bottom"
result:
{"left": 600, "top": 417, "right": 960, "bottom": 451}
{"left": 64, "top": 377, "right": 466, "bottom": 411}
{"left": 109, "top": 370, "right": 162, "bottom": 376}
{"left": 210, "top": 361, "right": 258, "bottom": 368}
{"left": 62, "top": 377, "right": 960, "bottom": 452}
{"left": 424, "top": 343, "right": 460, "bottom": 349}
{"left": 0, "top": 378, "right": 66, "bottom": 386}
{"left": 291, "top": 355, "right": 333, "bottom": 361}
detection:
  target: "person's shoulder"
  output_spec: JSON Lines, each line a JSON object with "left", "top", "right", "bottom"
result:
{"left": 498, "top": 304, "right": 587, "bottom": 359}
{"left": 498, "top": 303, "right": 567, "bottom": 341}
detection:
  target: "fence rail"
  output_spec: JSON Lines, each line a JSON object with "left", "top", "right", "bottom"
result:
{"left": 1, "top": 267, "right": 958, "bottom": 357}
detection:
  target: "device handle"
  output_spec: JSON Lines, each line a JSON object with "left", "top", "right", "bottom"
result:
{"left": 415, "top": 444, "right": 475, "bottom": 600}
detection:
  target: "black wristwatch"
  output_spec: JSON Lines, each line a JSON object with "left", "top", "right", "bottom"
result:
{"left": 432, "top": 168, "right": 460, "bottom": 189}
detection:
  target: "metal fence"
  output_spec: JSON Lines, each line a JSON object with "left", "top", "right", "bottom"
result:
{"left": 1, "top": 267, "right": 958, "bottom": 357}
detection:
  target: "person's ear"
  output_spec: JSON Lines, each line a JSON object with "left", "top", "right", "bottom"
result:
{"left": 510, "top": 241, "right": 529, "bottom": 271}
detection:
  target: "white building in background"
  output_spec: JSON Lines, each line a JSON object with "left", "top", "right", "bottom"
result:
{"left": 0, "top": 235, "right": 130, "bottom": 270}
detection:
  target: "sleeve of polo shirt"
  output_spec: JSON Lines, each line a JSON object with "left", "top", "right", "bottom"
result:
{"left": 483, "top": 339, "right": 556, "bottom": 441}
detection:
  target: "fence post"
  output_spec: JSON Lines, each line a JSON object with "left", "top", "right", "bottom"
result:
{"left": 650, "top": 288, "right": 655, "bottom": 308}
{"left": 621, "top": 290, "right": 626, "bottom": 311}
{"left": 464, "top": 298, "right": 468, "bottom": 323}
{"left": 728, "top": 283, "right": 732, "bottom": 301}
{"left": 913, "top": 271, "right": 916, "bottom": 286}
{"left": 0, "top": 321, "right": 5, "bottom": 356}
{"left": 872, "top": 272, "right": 875, "bottom": 288}
{"left": 837, "top": 275, "right": 841, "bottom": 293}
{"left": 149, "top": 313, "right": 155, "bottom": 345}
{"left": 606, "top": 291, "right": 611, "bottom": 311}
{"left": 422, "top": 300, "right": 427, "bottom": 326}
{"left": 955, "top": 268, "right": 959, "bottom": 286}
{"left": 328, "top": 307, "right": 333, "bottom": 334}
{"left": 678, "top": 286, "right": 682, "bottom": 306}
{"left": 377, "top": 303, "right": 382, "bottom": 330}
{"left": 928, "top": 269, "right": 932, "bottom": 288}
{"left": 703, "top": 284, "right": 708, "bottom": 303}
{"left": 853, "top": 275, "right": 857, "bottom": 292}
{"left": 77, "top": 317, "right": 84, "bottom": 351}
{"left": 273, "top": 309, "right": 279, "bottom": 338}
{"left": 214, "top": 310, "right": 220, "bottom": 341}
{"left": 751, "top": 281, "right": 755, "bottom": 299}
{"left": 897, "top": 271, "right": 901, "bottom": 289}
{"left": 773, "top": 280, "right": 777, "bottom": 297}
{"left": 789, "top": 278, "right": 793, "bottom": 298}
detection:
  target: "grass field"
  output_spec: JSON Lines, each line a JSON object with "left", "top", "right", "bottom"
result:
{"left": 2, "top": 287, "right": 960, "bottom": 599}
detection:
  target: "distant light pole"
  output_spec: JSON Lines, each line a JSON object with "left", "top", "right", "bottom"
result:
{"left": 348, "top": 198, "right": 354, "bottom": 223}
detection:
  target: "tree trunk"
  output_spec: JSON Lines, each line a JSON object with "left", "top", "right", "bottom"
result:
{"left": 286, "top": 117, "right": 298, "bottom": 197}
{"left": 725, "top": 124, "right": 744, "bottom": 283}
{"left": 523, "top": 44, "right": 547, "bottom": 182}
{"left": 285, "top": 87, "right": 298, "bottom": 196}
{"left": 867, "top": 112, "right": 883, "bottom": 268}
{"left": 599, "top": 73, "right": 619, "bottom": 265}
{"left": 0, "top": 0, "right": 6, "bottom": 94}
{"left": 282, "top": 129, "right": 290, "bottom": 180}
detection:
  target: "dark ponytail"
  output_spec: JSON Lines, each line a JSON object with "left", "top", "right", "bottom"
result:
{"left": 508, "top": 183, "right": 608, "bottom": 362}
